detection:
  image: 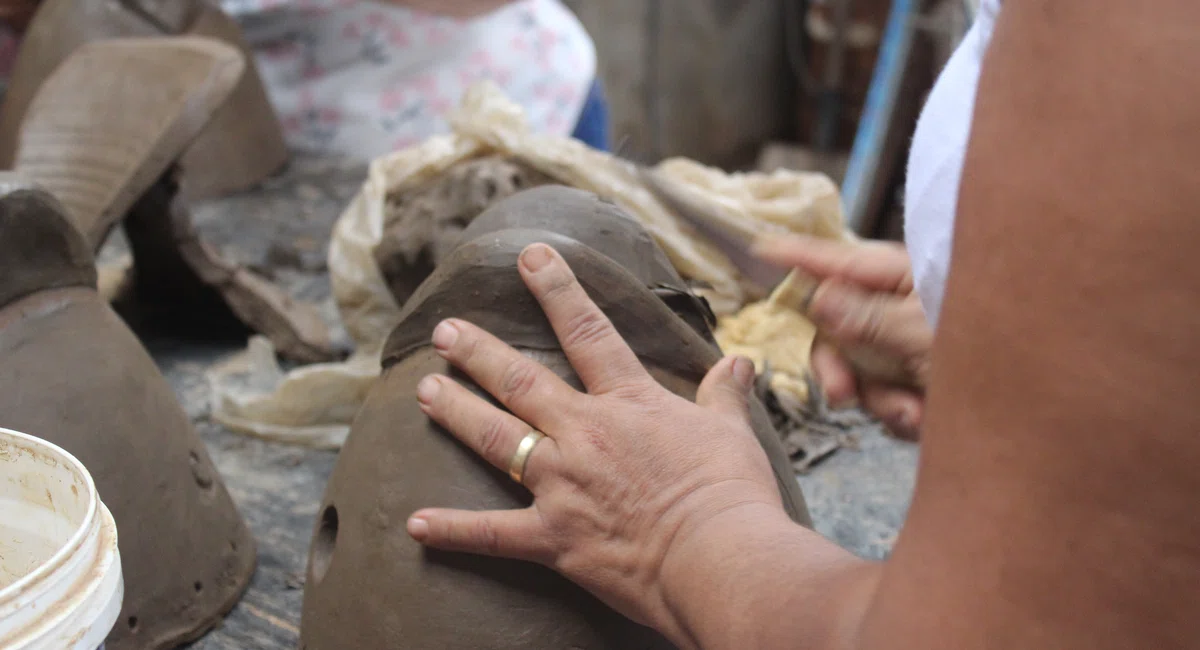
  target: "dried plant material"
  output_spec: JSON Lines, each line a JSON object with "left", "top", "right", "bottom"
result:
{"left": 207, "top": 336, "right": 370, "bottom": 449}
{"left": 654, "top": 157, "right": 846, "bottom": 243}
{"left": 716, "top": 299, "right": 817, "bottom": 403}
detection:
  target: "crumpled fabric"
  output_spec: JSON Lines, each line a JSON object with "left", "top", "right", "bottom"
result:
{"left": 208, "top": 82, "right": 848, "bottom": 448}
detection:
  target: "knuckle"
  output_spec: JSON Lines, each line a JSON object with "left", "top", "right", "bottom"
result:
{"left": 607, "top": 378, "right": 653, "bottom": 403}
{"left": 476, "top": 415, "right": 511, "bottom": 461}
{"left": 473, "top": 518, "right": 502, "bottom": 555}
{"left": 578, "top": 417, "right": 613, "bottom": 454}
{"left": 455, "top": 331, "right": 481, "bottom": 363}
{"left": 851, "top": 296, "right": 889, "bottom": 344}
{"left": 499, "top": 358, "right": 539, "bottom": 402}
{"left": 560, "top": 310, "right": 614, "bottom": 350}
{"left": 539, "top": 272, "right": 577, "bottom": 301}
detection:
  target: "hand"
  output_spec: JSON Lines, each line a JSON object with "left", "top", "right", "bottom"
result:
{"left": 755, "top": 235, "right": 932, "bottom": 440}
{"left": 405, "top": 243, "right": 789, "bottom": 644}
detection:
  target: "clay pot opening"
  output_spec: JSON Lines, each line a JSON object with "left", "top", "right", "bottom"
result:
{"left": 127, "top": 615, "right": 139, "bottom": 633}
{"left": 311, "top": 505, "right": 339, "bottom": 583}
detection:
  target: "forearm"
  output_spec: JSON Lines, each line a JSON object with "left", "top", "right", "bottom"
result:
{"left": 657, "top": 503, "right": 881, "bottom": 650}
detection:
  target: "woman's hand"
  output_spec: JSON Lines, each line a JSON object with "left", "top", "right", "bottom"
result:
{"left": 405, "top": 242, "right": 792, "bottom": 644}
{"left": 755, "top": 235, "right": 932, "bottom": 439}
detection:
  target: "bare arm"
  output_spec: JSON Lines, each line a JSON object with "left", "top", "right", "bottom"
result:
{"left": 861, "top": 0, "right": 1200, "bottom": 646}
{"left": 659, "top": 1, "right": 1200, "bottom": 648}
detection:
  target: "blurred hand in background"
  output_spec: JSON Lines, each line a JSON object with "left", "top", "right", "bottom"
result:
{"left": 756, "top": 235, "right": 932, "bottom": 440}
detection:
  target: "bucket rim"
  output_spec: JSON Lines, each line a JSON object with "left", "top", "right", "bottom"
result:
{"left": 0, "top": 426, "right": 99, "bottom": 605}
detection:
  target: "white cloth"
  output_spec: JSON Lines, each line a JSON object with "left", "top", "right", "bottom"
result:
{"left": 903, "top": 0, "right": 1000, "bottom": 327}
{"left": 222, "top": 0, "right": 596, "bottom": 160}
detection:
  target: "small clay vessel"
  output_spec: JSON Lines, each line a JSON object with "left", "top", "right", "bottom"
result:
{"left": 6, "top": 34, "right": 335, "bottom": 362}
{"left": 300, "top": 186, "right": 810, "bottom": 649}
{"left": 0, "top": 183, "right": 256, "bottom": 648}
{"left": 0, "top": 0, "right": 287, "bottom": 201}
{"left": 11, "top": 35, "right": 245, "bottom": 251}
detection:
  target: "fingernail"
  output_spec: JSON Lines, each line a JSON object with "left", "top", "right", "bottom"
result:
{"left": 432, "top": 320, "right": 459, "bottom": 351}
{"left": 519, "top": 244, "right": 553, "bottom": 272}
{"left": 407, "top": 516, "right": 429, "bottom": 541}
{"left": 731, "top": 356, "right": 756, "bottom": 389}
{"left": 416, "top": 375, "right": 441, "bottom": 405}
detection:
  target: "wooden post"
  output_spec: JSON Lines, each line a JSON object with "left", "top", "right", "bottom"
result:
{"left": 564, "top": 0, "right": 795, "bottom": 169}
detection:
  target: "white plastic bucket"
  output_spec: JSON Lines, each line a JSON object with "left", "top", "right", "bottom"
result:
{"left": 0, "top": 427, "right": 123, "bottom": 650}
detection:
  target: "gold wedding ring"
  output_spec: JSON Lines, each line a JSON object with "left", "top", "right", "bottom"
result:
{"left": 508, "top": 430, "right": 546, "bottom": 485}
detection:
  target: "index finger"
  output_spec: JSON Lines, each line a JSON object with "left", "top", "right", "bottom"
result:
{"left": 516, "top": 243, "right": 649, "bottom": 395}
{"left": 752, "top": 234, "right": 914, "bottom": 294}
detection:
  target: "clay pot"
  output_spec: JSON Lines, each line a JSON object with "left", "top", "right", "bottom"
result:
{"left": 0, "top": 0, "right": 287, "bottom": 201}
{"left": 11, "top": 35, "right": 245, "bottom": 252}
{"left": 300, "top": 186, "right": 809, "bottom": 649}
{"left": 6, "top": 32, "right": 335, "bottom": 363}
{"left": 0, "top": 185, "right": 256, "bottom": 649}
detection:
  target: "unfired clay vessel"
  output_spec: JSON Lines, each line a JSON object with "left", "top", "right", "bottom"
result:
{"left": 11, "top": 35, "right": 245, "bottom": 251}
{"left": 0, "top": 0, "right": 287, "bottom": 200}
{"left": 0, "top": 184, "right": 257, "bottom": 648}
{"left": 300, "top": 186, "right": 810, "bottom": 649}
{"left": 6, "top": 32, "right": 333, "bottom": 363}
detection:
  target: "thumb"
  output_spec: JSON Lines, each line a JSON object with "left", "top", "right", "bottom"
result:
{"left": 696, "top": 355, "right": 755, "bottom": 417}
{"left": 807, "top": 280, "right": 932, "bottom": 358}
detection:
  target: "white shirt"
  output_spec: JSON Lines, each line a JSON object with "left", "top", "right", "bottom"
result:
{"left": 903, "top": 0, "right": 1000, "bottom": 328}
